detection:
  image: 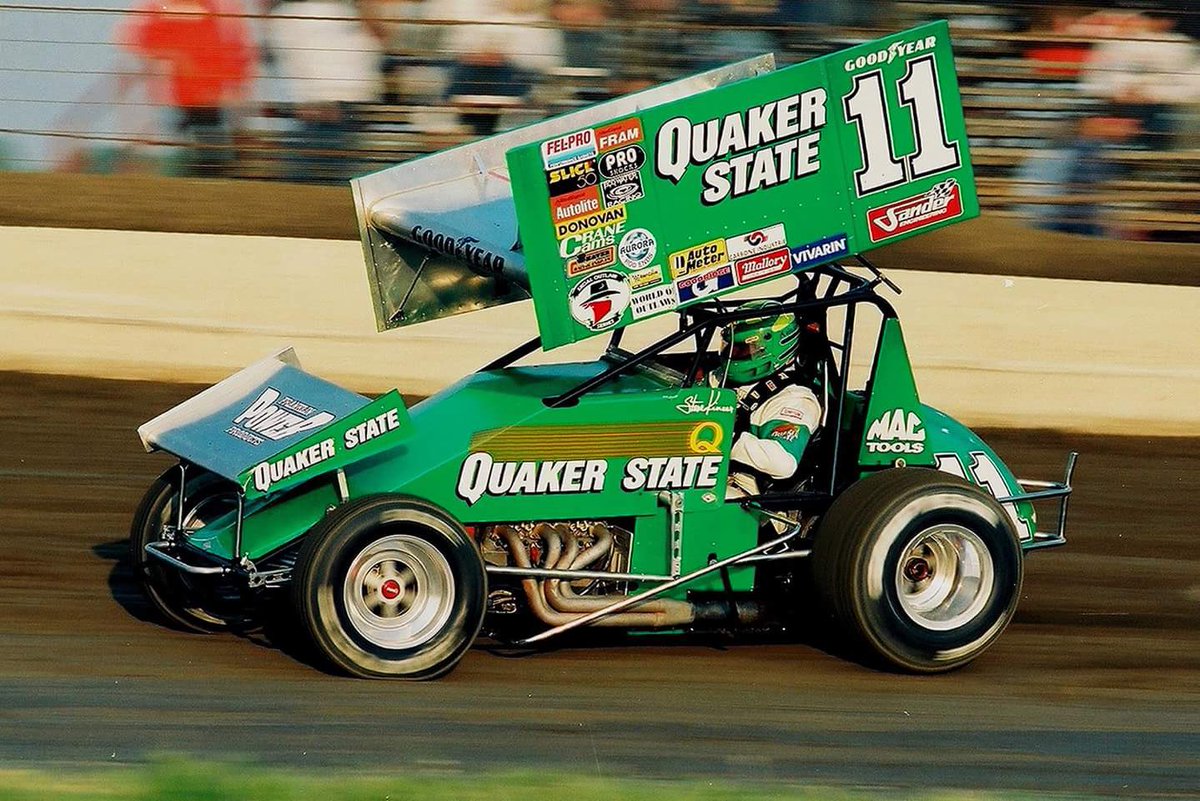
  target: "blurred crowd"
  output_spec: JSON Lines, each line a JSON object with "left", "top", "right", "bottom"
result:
{"left": 9, "top": 0, "right": 1200, "bottom": 241}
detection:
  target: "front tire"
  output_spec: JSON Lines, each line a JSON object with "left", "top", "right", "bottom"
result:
{"left": 291, "top": 495, "right": 486, "bottom": 679}
{"left": 812, "top": 468, "right": 1022, "bottom": 673}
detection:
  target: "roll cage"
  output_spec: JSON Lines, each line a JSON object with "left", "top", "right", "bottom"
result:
{"left": 484, "top": 258, "right": 902, "bottom": 513}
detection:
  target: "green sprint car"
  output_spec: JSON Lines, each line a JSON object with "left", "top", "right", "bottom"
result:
{"left": 130, "top": 23, "right": 1075, "bottom": 679}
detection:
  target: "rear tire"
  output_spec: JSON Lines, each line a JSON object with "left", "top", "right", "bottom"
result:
{"left": 812, "top": 468, "right": 1022, "bottom": 673}
{"left": 292, "top": 495, "right": 486, "bottom": 679}
{"left": 129, "top": 470, "right": 249, "bottom": 633}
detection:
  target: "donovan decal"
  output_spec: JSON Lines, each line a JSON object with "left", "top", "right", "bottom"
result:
{"left": 654, "top": 89, "right": 828, "bottom": 204}
{"left": 555, "top": 206, "right": 627, "bottom": 240}
{"left": 568, "top": 270, "right": 631, "bottom": 331}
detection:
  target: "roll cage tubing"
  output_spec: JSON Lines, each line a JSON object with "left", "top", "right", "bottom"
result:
{"left": 481, "top": 259, "right": 900, "bottom": 504}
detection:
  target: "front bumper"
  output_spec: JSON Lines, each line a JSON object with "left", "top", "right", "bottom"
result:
{"left": 1000, "top": 451, "right": 1078, "bottom": 553}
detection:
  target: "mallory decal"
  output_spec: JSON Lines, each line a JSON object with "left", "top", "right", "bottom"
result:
{"left": 733, "top": 247, "right": 790, "bottom": 285}
{"left": 867, "top": 179, "right": 961, "bottom": 242}
{"left": 229, "top": 388, "right": 335, "bottom": 446}
{"left": 654, "top": 88, "right": 827, "bottom": 204}
{"left": 410, "top": 226, "right": 506, "bottom": 274}
{"left": 865, "top": 408, "right": 925, "bottom": 454}
{"left": 569, "top": 270, "right": 631, "bottom": 331}
{"left": 789, "top": 232, "right": 848, "bottom": 269}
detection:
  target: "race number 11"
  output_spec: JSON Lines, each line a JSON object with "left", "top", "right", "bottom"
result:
{"left": 843, "top": 55, "right": 961, "bottom": 196}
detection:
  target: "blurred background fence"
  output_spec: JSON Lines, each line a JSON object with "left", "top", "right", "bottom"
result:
{"left": 1, "top": 0, "right": 1197, "bottom": 242}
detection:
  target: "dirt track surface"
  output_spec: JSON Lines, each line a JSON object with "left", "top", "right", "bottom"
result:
{"left": 1, "top": 372, "right": 1198, "bottom": 795}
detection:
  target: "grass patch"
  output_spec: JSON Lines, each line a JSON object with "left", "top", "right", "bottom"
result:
{"left": 0, "top": 758, "right": 1093, "bottom": 801}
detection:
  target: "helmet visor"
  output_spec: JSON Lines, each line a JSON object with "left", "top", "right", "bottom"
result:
{"left": 729, "top": 339, "right": 764, "bottom": 362}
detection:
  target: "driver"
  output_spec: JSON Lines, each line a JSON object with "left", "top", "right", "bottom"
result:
{"left": 715, "top": 300, "right": 823, "bottom": 499}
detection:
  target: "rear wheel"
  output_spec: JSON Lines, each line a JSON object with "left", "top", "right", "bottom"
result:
{"left": 129, "top": 469, "right": 249, "bottom": 633}
{"left": 292, "top": 495, "right": 485, "bottom": 679}
{"left": 812, "top": 468, "right": 1022, "bottom": 672}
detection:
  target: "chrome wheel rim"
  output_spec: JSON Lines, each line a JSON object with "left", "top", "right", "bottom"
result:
{"left": 343, "top": 534, "right": 455, "bottom": 650}
{"left": 895, "top": 525, "right": 993, "bottom": 631}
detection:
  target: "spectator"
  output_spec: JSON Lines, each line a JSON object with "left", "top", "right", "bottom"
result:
{"left": 437, "top": 0, "right": 565, "bottom": 135}
{"left": 608, "top": 0, "right": 686, "bottom": 94}
{"left": 266, "top": 0, "right": 384, "bottom": 183}
{"left": 118, "top": 0, "right": 257, "bottom": 177}
{"left": 692, "top": 0, "right": 780, "bottom": 72}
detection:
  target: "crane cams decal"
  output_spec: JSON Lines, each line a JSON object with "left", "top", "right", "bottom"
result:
{"left": 228, "top": 388, "right": 335, "bottom": 446}
{"left": 410, "top": 227, "right": 506, "bottom": 274}
{"left": 541, "top": 128, "right": 596, "bottom": 169}
{"left": 455, "top": 452, "right": 723, "bottom": 506}
{"left": 867, "top": 179, "right": 961, "bottom": 242}
{"left": 617, "top": 228, "right": 657, "bottom": 270}
{"left": 569, "top": 270, "right": 631, "bottom": 331}
{"left": 865, "top": 408, "right": 925, "bottom": 454}
{"left": 655, "top": 88, "right": 827, "bottom": 205}
{"left": 559, "top": 221, "right": 626, "bottom": 259}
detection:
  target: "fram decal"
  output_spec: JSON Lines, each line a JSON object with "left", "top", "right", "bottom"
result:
{"left": 669, "top": 238, "right": 728, "bottom": 280}
{"left": 867, "top": 179, "right": 961, "bottom": 242}
{"left": 550, "top": 186, "right": 601, "bottom": 223}
{"left": 733, "top": 247, "right": 790, "bottom": 285}
{"left": 595, "top": 118, "right": 643, "bottom": 151}
{"left": 598, "top": 145, "right": 645, "bottom": 179}
{"left": 865, "top": 408, "right": 925, "bottom": 453}
{"left": 601, "top": 172, "right": 644, "bottom": 206}
{"left": 541, "top": 128, "right": 596, "bottom": 169}
{"left": 789, "top": 232, "right": 848, "bottom": 269}
{"left": 547, "top": 158, "right": 598, "bottom": 197}
{"left": 568, "top": 270, "right": 630, "bottom": 331}
{"left": 725, "top": 222, "right": 787, "bottom": 261}
{"left": 654, "top": 89, "right": 828, "bottom": 204}
{"left": 566, "top": 246, "right": 616, "bottom": 277}
{"left": 676, "top": 263, "right": 734, "bottom": 303}
{"left": 554, "top": 206, "right": 627, "bottom": 240}
{"left": 228, "top": 388, "right": 334, "bottom": 446}
{"left": 630, "top": 283, "right": 679, "bottom": 319}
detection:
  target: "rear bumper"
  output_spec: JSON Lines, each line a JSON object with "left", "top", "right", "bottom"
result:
{"left": 1000, "top": 451, "right": 1078, "bottom": 553}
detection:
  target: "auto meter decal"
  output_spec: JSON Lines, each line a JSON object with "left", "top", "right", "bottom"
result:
{"left": 669, "top": 238, "right": 728, "bottom": 280}
{"left": 867, "top": 179, "right": 962, "bottom": 242}
{"left": 617, "top": 228, "right": 656, "bottom": 270}
{"left": 569, "top": 270, "right": 631, "bottom": 331}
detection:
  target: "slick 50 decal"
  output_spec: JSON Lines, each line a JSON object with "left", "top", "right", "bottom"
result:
{"left": 867, "top": 179, "right": 961, "bottom": 242}
{"left": 865, "top": 408, "right": 925, "bottom": 454}
{"left": 547, "top": 158, "right": 599, "bottom": 197}
{"left": 228, "top": 388, "right": 335, "bottom": 446}
{"left": 455, "top": 452, "right": 723, "bottom": 506}
{"left": 655, "top": 88, "right": 827, "bottom": 205}
{"left": 410, "top": 226, "right": 506, "bottom": 274}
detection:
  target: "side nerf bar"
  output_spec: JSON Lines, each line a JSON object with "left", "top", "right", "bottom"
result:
{"left": 998, "top": 451, "right": 1078, "bottom": 553}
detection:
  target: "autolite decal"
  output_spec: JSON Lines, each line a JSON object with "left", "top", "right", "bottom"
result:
{"left": 725, "top": 223, "right": 787, "bottom": 261}
{"left": 867, "top": 179, "right": 961, "bottom": 242}
{"left": 541, "top": 128, "right": 596, "bottom": 169}
{"left": 455, "top": 452, "right": 723, "bottom": 506}
{"left": 654, "top": 89, "right": 827, "bottom": 204}
{"left": 229, "top": 388, "right": 335, "bottom": 445}
{"left": 550, "top": 186, "right": 601, "bottom": 223}
{"left": 734, "top": 247, "right": 790, "bottom": 285}
{"left": 595, "top": 118, "right": 643, "bottom": 151}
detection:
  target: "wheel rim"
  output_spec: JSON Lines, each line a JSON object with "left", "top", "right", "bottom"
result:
{"left": 342, "top": 534, "right": 456, "bottom": 650}
{"left": 894, "top": 524, "right": 994, "bottom": 631}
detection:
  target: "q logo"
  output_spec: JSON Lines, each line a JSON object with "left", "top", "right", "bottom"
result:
{"left": 688, "top": 421, "right": 723, "bottom": 454}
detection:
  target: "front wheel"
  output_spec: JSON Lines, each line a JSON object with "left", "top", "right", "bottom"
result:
{"left": 812, "top": 468, "right": 1022, "bottom": 673}
{"left": 291, "top": 495, "right": 486, "bottom": 679}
